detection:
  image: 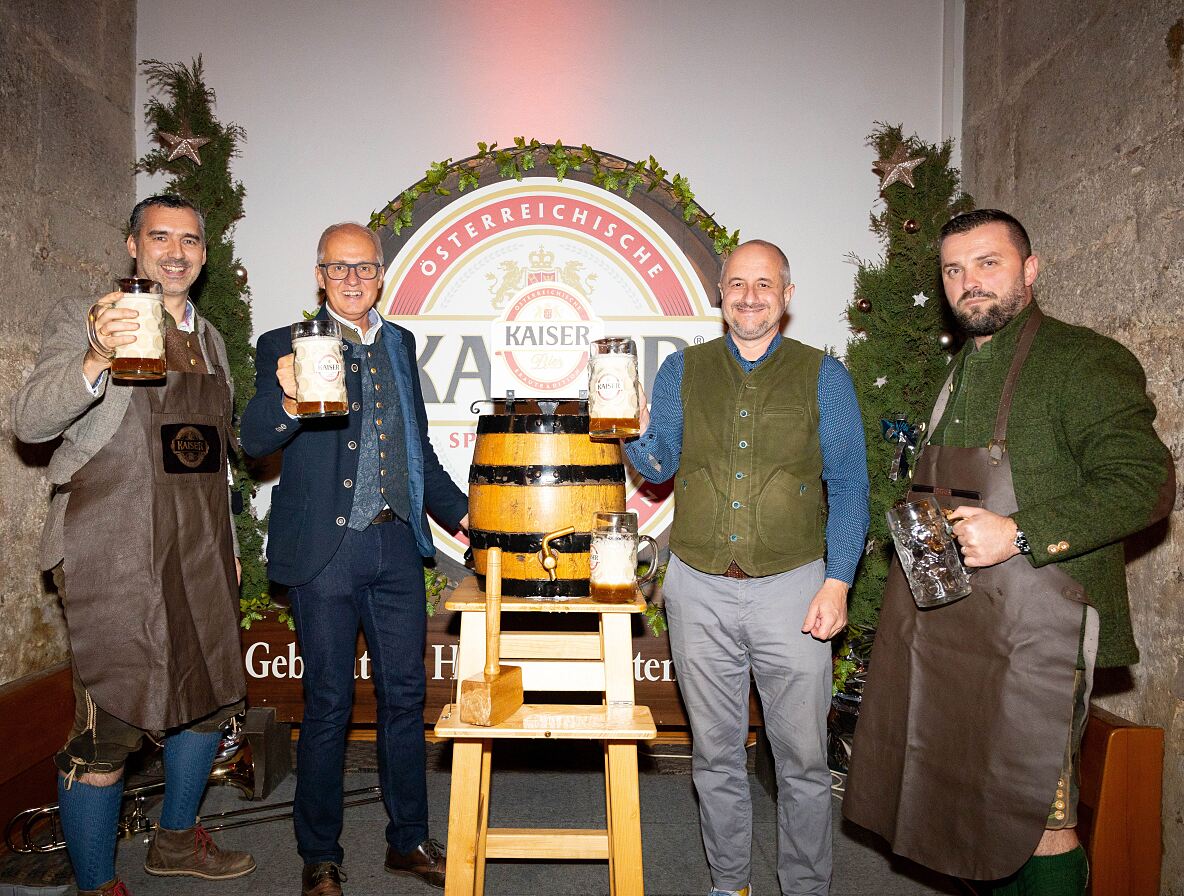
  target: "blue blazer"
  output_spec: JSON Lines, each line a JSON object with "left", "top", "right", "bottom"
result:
{"left": 240, "top": 308, "right": 468, "bottom": 587}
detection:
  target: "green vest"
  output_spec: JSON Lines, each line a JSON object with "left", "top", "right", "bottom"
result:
{"left": 670, "top": 337, "right": 825, "bottom": 576}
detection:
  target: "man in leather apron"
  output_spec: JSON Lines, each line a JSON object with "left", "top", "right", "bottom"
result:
{"left": 12, "top": 195, "right": 254, "bottom": 895}
{"left": 240, "top": 223, "right": 468, "bottom": 896}
{"left": 843, "top": 210, "right": 1174, "bottom": 895}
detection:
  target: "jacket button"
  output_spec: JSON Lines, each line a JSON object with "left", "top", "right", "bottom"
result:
{"left": 739, "top": 410, "right": 749, "bottom": 417}
{"left": 352, "top": 402, "right": 361, "bottom": 411}
{"left": 335, "top": 516, "right": 346, "bottom": 526}
{"left": 1048, "top": 543, "right": 1060, "bottom": 554}
{"left": 738, "top": 441, "right": 748, "bottom": 448}
{"left": 379, "top": 433, "right": 387, "bottom": 441}
{"left": 729, "top": 534, "right": 738, "bottom": 542}
{"left": 277, "top": 423, "right": 287, "bottom": 432}
{"left": 735, "top": 472, "right": 744, "bottom": 480}
{"left": 344, "top": 479, "right": 353, "bottom": 488}
{"left": 376, "top": 401, "right": 383, "bottom": 409}
{"left": 732, "top": 501, "right": 741, "bottom": 509}
{"left": 370, "top": 367, "right": 377, "bottom": 374}
{"left": 351, "top": 364, "right": 359, "bottom": 372}
{"left": 1058, "top": 540, "right": 1069, "bottom": 551}
{"left": 348, "top": 440, "right": 358, "bottom": 450}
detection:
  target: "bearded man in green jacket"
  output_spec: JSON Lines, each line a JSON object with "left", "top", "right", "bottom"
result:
{"left": 843, "top": 209, "right": 1174, "bottom": 896}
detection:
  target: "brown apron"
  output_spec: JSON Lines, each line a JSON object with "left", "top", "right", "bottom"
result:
{"left": 843, "top": 308, "right": 1088, "bottom": 880}
{"left": 62, "top": 325, "right": 246, "bottom": 731}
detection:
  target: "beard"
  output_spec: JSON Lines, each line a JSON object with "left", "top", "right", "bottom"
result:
{"left": 724, "top": 303, "right": 781, "bottom": 342}
{"left": 952, "top": 280, "right": 1029, "bottom": 337}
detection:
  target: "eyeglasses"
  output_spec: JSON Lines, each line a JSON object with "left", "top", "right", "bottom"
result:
{"left": 318, "top": 262, "right": 381, "bottom": 281}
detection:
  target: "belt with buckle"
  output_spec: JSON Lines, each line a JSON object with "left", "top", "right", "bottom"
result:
{"left": 723, "top": 561, "right": 750, "bottom": 579}
{"left": 371, "top": 508, "right": 395, "bottom": 525}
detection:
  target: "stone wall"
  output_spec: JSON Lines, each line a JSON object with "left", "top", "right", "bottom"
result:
{"left": 962, "top": 1, "right": 1184, "bottom": 891}
{"left": 0, "top": 1, "right": 136, "bottom": 685}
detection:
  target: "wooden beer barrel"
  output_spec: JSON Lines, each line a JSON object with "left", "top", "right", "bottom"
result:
{"left": 468, "top": 400, "right": 625, "bottom": 598}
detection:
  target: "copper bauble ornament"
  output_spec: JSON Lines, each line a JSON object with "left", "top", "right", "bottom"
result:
{"left": 857, "top": 297, "right": 872, "bottom": 313}
{"left": 233, "top": 265, "right": 248, "bottom": 286}
{"left": 903, "top": 219, "right": 920, "bottom": 234}
{"left": 938, "top": 331, "right": 954, "bottom": 350}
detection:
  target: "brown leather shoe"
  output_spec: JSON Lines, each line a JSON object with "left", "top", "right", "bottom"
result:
{"left": 144, "top": 823, "right": 256, "bottom": 879}
{"left": 384, "top": 838, "right": 446, "bottom": 889}
{"left": 301, "top": 861, "right": 347, "bottom": 896}
{"left": 78, "top": 880, "right": 132, "bottom": 896}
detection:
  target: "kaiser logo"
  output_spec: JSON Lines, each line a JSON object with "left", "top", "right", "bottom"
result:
{"left": 171, "top": 425, "right": 209, "bottom": 469}
{"left": 492, "top": 246, "right": 603, "bottom": 394}
{"left": 316, "top": 354, "right": 342, "bottom": 382}
{"left": 380, "top": 177, "right": 724, "bottom": 563}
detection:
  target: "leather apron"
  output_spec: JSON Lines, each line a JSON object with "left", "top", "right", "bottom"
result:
{"left": 62, "top": 325, "right": 246, "bottom": 731}
{"left": 843, "top": 309, "right": 1087, "bottom": 880}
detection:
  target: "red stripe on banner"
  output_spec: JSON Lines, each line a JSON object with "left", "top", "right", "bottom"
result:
{"left": 387, "top": 195, "right": 694, "bottom": 316}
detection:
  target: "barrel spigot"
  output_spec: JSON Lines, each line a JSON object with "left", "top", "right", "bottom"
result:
{"left": 538, "top": 526, "right": 576, "bottom": 581}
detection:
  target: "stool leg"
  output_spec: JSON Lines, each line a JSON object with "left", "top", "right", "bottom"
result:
{"left": 445, "top": 739, "right": 484, "bottom": 896}
{"left": 604, "top": 742, "right": 616, "bottom": 894}
{"left": 607, "top": 741, "right": 645, "bottom": 896}
{"left": 474, "top": 741, "right": 493, "bottom": 896}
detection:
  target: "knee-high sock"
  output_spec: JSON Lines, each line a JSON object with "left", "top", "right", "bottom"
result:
{"left": 57, "top": 774, "right": 125, "bottom": 890}
{"left": 990, "top": 846, "right": 1088, "bottom": 896}
{"left": 159, "top": 729, "right": 221, "bottom": 830}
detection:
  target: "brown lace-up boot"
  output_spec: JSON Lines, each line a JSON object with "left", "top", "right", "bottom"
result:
{"left": 143, "top": 823, "right": 256, "bottom": 879}
{"left": 302, "top": 861, "right": 347, "bottom": 895}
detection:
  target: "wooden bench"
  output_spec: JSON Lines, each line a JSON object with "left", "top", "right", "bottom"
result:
{"left": 435, "top": 576, "right": 656, "bottom": 896}
{"left": 1078, "top": 706, "right": 1163, "bottom": 896}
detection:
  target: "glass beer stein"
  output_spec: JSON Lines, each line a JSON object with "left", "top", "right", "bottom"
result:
{"left": 886, "top": 496, "right": 973, "bottom": 608}
{"left": 110, "top": 278, "right": 166, "bottom": 380}
{"left": 290, "top": 319, "right": 348, "bottom": 417}
{"left": 588, "top": 337, "right": 640, "bottom": 438}
{"left": 589, "top": 511, "right": 658, "bottom": 602}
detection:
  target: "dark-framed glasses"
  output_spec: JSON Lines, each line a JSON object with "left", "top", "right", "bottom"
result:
{"left": 319, "top": 262, "right": 381, "bottom": 281}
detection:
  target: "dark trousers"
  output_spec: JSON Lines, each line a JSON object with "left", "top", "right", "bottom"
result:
{"left": 290, "top": 517, "right": 429, "bottom": 864}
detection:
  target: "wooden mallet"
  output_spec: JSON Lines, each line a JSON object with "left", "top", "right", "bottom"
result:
{"left": 459, "top": 547, "right": 523, "bottom": 726}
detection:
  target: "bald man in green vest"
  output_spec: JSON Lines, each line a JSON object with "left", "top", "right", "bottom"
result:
{"left": 625, "top": 240, "right": 870, "bottom": 896}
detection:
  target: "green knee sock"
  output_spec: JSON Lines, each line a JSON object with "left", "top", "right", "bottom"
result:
{"left": 989, "top": 846, "right": 1088, "bottom": 896}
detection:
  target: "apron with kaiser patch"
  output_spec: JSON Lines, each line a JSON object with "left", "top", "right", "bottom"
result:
{"left": 62, "top": 325, "right": 246, "bottom": 730}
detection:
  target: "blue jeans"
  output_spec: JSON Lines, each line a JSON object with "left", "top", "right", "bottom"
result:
{"left": 290, "top": 517, "right": 429, "bottom": 864}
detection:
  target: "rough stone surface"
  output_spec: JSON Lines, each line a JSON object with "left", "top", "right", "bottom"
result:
{"left": 963, "top": 1, "right": 1184, "bottom": 891}
{"left": 0, "top": 2, "right": 135, "bottom": 687}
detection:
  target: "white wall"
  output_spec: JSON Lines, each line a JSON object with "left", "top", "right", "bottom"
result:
{"left": 137, "top": 0, "right": 956, "bottom": 354}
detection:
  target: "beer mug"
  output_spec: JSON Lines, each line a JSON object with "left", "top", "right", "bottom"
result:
{"left": 886, "top": 496, "right": 973, "bottom": 608}
{"left": 290, "top": 319, "right": 348, "bottom": 417}
{"left": 588, "top": 337, "right": 640, "bottom": 439}
{"left": 589, "top": 511, "right": 658, "bottom": 602}
{"left": 109, "top": 278, "right": 166, "bottom": 380}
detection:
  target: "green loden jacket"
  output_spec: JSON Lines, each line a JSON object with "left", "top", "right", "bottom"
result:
{"left": 929, "top": 302, "right": 1174, "bottom": 667}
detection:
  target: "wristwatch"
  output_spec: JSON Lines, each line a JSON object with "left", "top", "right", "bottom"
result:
{"left": 1013, "top": 528, "right": 1032, "bottom": 555}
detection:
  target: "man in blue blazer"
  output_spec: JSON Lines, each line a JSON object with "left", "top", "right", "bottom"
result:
{"left": 241, "top": 222, "right": 468, "bottom": 896}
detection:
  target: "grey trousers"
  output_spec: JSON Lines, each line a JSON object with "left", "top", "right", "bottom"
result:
{"left": 664, "top": 554, "right": 832, "bottom": 896}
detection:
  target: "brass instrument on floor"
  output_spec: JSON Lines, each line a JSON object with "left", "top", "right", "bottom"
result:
{"left": 5, "top": 713, "right": 378, "bottom": 854}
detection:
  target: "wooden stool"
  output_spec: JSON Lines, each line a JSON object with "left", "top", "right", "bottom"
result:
{"left": 435, "top": 576, "right": 657, "bottom": 896}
